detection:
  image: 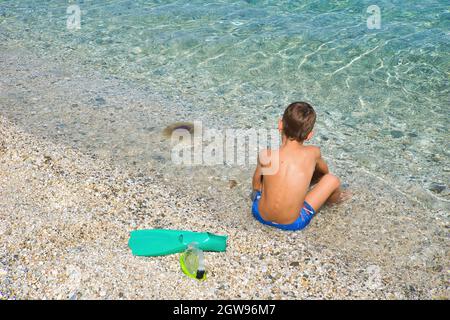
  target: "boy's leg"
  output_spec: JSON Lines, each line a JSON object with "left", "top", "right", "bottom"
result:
{"left": 305, "top": 173, "right": 344, "bottom": 212}
{"left": 310, "top": 170, "right": 325, "bottom": 187}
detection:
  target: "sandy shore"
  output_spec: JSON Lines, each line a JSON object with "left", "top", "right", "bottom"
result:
{"left": 0, "top": 115, "right": 448, "bottom": 300}
{"left": 0, "top": 45, "right": 448, "bottom": 299}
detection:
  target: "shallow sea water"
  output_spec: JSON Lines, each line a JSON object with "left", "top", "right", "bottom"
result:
{"left": 0, "top": 0, "right": 449, "bottom": 209}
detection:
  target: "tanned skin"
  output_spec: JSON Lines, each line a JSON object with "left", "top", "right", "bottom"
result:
{"left": 252, "top": 120, "right": 349, "bottom": 224}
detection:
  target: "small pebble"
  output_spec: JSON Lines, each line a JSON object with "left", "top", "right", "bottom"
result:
{"left": 228, "top": 179, "right": 237, "bottom": 189}
{"left": 94, "top": 96, "right": 106, "bottom": 106}
{"left": 429, "top": 182, "right": 446, "bottom": 194}
{"left": 390, "top": 130, "right": 404, "bottom": 138}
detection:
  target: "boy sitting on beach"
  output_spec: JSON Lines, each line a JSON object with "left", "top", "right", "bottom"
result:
{"left": 251, "top": 102, "right": 349, "bottom": 231}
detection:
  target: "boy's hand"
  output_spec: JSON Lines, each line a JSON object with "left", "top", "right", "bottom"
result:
{"left": 250, "top": 190, "right": 260, "bottom": 202}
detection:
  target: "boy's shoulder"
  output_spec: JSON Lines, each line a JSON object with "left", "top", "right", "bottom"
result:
{"left": 257, "top": 148, "right": 273, "bottom": 167}
{"left": 258, "top": 145, "right": 321, "bottom": 154}
{"left": 303, "top": 145, "right": 321, "bottom": 157}
{"left": 258, "top": 145, "right": 321, "bottom": 162}
{"left": 258, "top": 148, "right": 273, "bottom": 157}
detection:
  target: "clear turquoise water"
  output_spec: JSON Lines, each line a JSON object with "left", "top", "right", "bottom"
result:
{"left": 1, "top": 0, "right": 449, "bottom": 206}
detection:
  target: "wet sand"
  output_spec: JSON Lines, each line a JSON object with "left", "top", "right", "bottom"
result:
{"left": 0, "top": 49, "right": 448, "bottom": 300}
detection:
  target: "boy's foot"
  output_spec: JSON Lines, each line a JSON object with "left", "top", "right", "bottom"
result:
{"left": 337, "top": 189, "right": 352, "bottom": 203}
{"left": 326, "top": 188, "right": 352, "bottom": 206}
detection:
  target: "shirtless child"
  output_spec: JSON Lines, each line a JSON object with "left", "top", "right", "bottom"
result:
{"left": 251, "top": 102, "right": 349, "bottom": 231}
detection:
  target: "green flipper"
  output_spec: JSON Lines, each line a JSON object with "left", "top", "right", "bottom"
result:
{"left": 128, "top": 229, "right": 227, "bottom": 256}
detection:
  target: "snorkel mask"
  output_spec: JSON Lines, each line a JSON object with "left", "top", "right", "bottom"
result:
{"left": 180, "top": 242, "right": 206, "bottom": 281}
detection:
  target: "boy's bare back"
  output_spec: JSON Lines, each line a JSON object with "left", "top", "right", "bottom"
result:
{"left": 257, "top": 145, "right": 319, "bottom": 224}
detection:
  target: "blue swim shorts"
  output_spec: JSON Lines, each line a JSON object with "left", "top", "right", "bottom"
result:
{"left": 251, "top": 191, "right": 316, "bottom": 231}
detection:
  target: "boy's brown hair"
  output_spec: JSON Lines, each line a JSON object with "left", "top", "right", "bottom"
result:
{"left": 282, "top": 102, "right": 316, "bottom": 142}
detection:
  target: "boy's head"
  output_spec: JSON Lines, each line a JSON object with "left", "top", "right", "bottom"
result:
{"left": 279, "top": 102, "right": 316, "bottom": 142}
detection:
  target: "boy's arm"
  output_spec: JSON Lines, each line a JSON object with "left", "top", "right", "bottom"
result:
{"left": 251, "top": 155, "right": 263, "bottom": 201}
{"left": 252, "top": 156, "right": 263, "bottom": 192}
{"left": 315, "top": 148, "right": 329, "bottom": 174}
{"left": 312, "top": 147, "right": 329, "bottom": 184}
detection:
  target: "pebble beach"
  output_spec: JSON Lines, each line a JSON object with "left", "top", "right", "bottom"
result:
{"left": 0, "top": 114, "right": 448, "bottom": 299}
{"left": 0, "top": 0, "right": 449, "bottom": 300}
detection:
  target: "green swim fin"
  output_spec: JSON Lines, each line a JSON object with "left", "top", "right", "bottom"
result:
{"left": 128, "top": 229, "right": 227, "bottom": 256}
